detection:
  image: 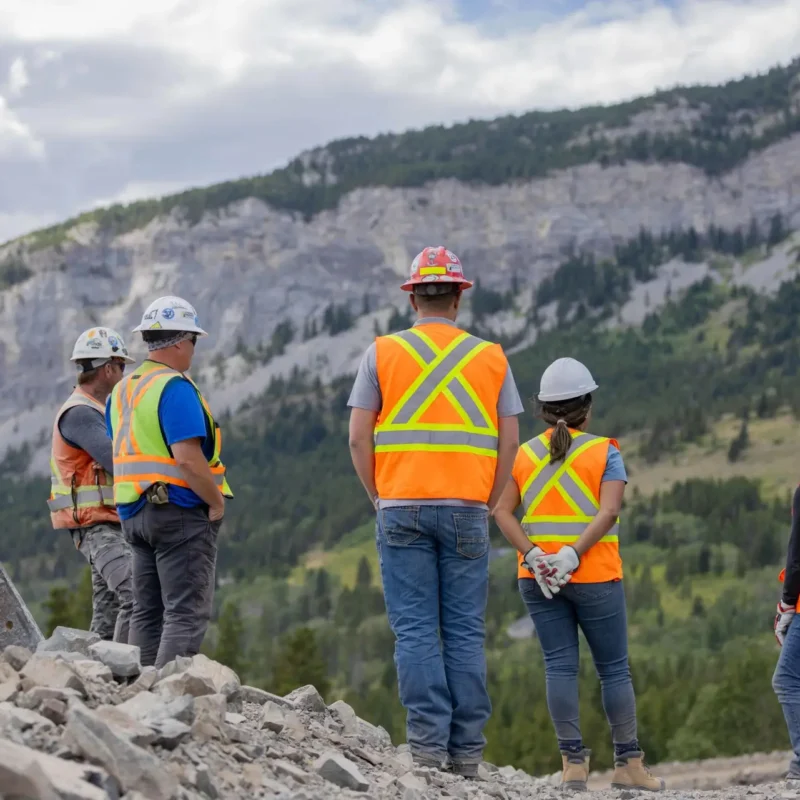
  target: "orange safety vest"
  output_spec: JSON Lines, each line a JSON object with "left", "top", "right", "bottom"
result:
{"left": 512, "top": 428, "right": 622, "bottom": 583}
{"left": 48, "top": 388, "right": 118, "bottom": 530}
{"left": 373, "top": 323, "right": 508, "bottom": 503}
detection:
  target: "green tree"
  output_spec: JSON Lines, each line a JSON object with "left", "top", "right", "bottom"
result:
{"left": 212, "top": 600, "right": 247, "bottom": 677}
{"left": 271, "top": 626, "right": 330, "bottom": 698}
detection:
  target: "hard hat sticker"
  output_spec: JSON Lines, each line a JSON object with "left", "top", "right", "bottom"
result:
{"left": 108, "top": 336, "right": 119, "bottom": 349}
{"left": 149, "top": 322, "right": 163, "bottom": 329}
{"left": 162, "top": 308, "right": 175, "bottom": 320}
{"left": 87, "top": 339, "right": 102, "bottom": 349}
{"left": 182, "top": 310, "right": 195, "bottom": 319}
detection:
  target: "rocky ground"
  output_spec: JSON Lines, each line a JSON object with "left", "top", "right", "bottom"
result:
{"left": 0, "top": 626, "right": 798, "bottom": 800}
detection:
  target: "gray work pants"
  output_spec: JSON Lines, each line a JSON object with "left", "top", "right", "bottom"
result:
{"left": 121, "top": 502, "right": 221, "bottom": 669}
{"left": 70, "top": 522, "right": 134, "bottom": 643}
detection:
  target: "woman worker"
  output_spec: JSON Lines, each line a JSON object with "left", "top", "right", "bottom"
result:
{"left": 492, "top": 357, "right": 664, "bottom": 793}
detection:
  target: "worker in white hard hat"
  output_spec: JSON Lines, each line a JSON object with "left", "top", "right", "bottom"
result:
{"left": 48, "top": 327, "right": 136, "bottom": 642}
{"left": 106, "top": 296, "right": 234, "bottom": 668}
{"left": 493, "top": 357, "right": 664, "bottom": 792}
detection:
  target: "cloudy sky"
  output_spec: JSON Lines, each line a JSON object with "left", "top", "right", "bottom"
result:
{"left": 0, "top": 0, "right": 798, "bottom": 243}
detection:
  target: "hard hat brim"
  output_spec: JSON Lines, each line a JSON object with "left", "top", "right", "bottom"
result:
{"left": 400, "top": 276, "right": 473, "bottom": 292}
{"left": 131, "top": 322, "right": 208, "bottom": 336}
{"left": 537, "top": 382, "right": 599, "bottom": 403}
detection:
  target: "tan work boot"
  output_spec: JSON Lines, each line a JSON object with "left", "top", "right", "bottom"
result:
{"left": 611, "top": 752, "right": 665, "bottom": 791}
{"left": 560, "top": 749, "right": 590, "bottom": 792}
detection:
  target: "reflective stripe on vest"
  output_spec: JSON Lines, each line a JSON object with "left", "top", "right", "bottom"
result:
{"left": 374, "top": 328, "right": 498, "bottom": 457}
{"left": 113, "top": 366, "right": 175, "bottom": 459}
{"left": 47, "top": 485, "right": 115, "bottom": 511}
{"left": 521, "top": 432, "right": 619, "bottom": 544}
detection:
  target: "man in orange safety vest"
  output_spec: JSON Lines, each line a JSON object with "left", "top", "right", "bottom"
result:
{"left": 347, "top": 246, "right": 523, "bottom": 777}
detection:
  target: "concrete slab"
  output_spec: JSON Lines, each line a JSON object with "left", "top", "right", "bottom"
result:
{"left": 0, "top": 562, "right": 43, "bottom": 651}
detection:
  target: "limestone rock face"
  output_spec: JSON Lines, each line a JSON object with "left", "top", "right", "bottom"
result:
{"left": 1, "top": 134, "right": 800, "bottom": 469}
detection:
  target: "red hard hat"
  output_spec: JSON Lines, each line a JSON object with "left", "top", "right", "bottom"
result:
{"left": 401, "top": 246, "right": 473, "bottom": 292}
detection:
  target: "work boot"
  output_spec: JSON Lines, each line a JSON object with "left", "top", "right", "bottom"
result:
{"left": 611, "top": 751, "right": 665, "bottom": 791}
{"left": 447, "top": 760, "right": 480, "bottom": 779}
{"left": 560, "top": 748, "right": 590, "bottom": 792}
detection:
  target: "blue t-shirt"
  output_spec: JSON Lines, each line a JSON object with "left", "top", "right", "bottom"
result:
{"left": 106, "top": 377, "right": 213, "bottom": 520}
{"left": 602, "top": 445, "right": 627, "bottom": 483}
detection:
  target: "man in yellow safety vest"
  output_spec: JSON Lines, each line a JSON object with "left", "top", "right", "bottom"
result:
{"left": 107, "top": 295, "right": 233, "bottom": 668}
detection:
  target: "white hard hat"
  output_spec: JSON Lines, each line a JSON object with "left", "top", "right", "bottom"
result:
{"left": 132, "top": 295, "right": 208, "bottom": 336}
{"left": 538, "top": 357, "right": 598, "bottom": 403}
{"left": 70, "top": 327, "right": 136, "bottom": 368}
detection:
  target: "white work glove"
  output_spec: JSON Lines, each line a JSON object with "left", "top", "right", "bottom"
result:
{"left": 775, "top": 601, "right": 796, "bottom": 646}
{"left": 533, "top": 546, "right": 581, "bottom": 594}
{"left": 522, "top": 547, "right": 553, "bottom": 599}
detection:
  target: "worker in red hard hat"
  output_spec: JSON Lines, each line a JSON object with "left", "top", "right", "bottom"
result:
{"left": 347, "top": 245, "right": 524, "bottom": 777}
{"left": 400, "top": 245, "right": 474, "bottom": 293}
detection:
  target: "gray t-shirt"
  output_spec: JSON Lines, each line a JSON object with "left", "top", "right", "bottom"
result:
{"left": 347, "top": 317, "right": 524, "bottom": 509}
{"left": 58, "top": 405, "right": 114, "bottom": 476}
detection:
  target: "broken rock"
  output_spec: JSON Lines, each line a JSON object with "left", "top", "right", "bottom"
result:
{"left": 286, "top": 683, "right": 327, "bottom": 713}
{"left": 274, "top": 758, "right": 309, "bottom": 783}
{"left": 0, "top": 735, "right": 60, "bottom": 800}
{"left": 94, "top": 704, "right": 157, "bottom": 747}
{"left": 0, "top": 701, "right": 55, "bottom": 732}
{"left": 314, "top": 751, "right": 370, "bottom": 792}
{"left": 149, "top": 717, "right": 191, "bottom": 749}
{"left": 260, "top": 700, "right": 287, "bottom": 733}
{"left": 190, "top": 653, "right": 241, "bottom": 698}
{"left": 21, "top": 653, "right": 87, "bottom": 696}
{"left": 238, "top": 684, "right": 295, "bottom": 707}
{"left": 0, "top": 680, "right": 18, "bottom": 703}
{"left": 88, "top": 640, "right": 142, "bottom": 678}
{"left": 329, "top": 699, "right": 359, "bottom": 735}
{"left": 121, "top": 665, "right": 158, "bottom": 698}
{"left": 38, "top": 698, "right": 67, "bottom": 726}
{"left": 156, "top": 668, "right": 216, "bottom": 699}
{"left": 3, "top": 644, "right": 32, "bottom": 671}
{"left": 70, "top": 658, "right": 113, "bottom": 684}
{"left": 65, "top": 702, "right": 179, "bottom": 799}
{"left": 37, "top": 626, "right": 100, "bottom": 657}
{"left": 117, "top": 690, "right": 195, "bottom": 726}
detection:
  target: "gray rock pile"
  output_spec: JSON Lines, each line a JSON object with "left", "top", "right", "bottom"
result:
{"left": 0, "top": 626, "right": 796, "bottom": 799}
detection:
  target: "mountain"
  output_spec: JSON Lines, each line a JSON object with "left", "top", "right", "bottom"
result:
{"left": 3, "top": 57, "right": 800, "bottom": 778}
{"left": 0, "top": 57, "right": 799, "bottom": 470}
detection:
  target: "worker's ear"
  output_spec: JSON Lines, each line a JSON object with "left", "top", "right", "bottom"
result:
{"left": 409, "top": 293, "right": 419, "bottom": 313}
{"left": 453, "top": 291, "right": 462, "bottom": 310}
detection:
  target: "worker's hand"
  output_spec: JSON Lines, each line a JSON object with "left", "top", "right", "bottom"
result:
{"left": 523, "top": 546, "right": 553, "bottom": 599}
{"left": 775, "top": 601, "right": 796, "bottom": 646}
{"left": 534, "top": 546, "right": 580, "bottom": 594}
{"left": 209, "top": 498, "right": 225, "bottom": 523}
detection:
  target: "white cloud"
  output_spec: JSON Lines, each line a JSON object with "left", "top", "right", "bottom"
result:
{"left": 0, "top": 96, "right": 43, "bottom": 159}
{"left": 0, "top": 0, "right": 798, "bottom": 243}
{"left": 7, "top": 58, "right": 29, "bottom": 97}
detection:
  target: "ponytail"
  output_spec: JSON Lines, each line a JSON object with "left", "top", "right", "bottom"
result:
{"left": 536, "top": 393, "right": 593, "bottom": 465}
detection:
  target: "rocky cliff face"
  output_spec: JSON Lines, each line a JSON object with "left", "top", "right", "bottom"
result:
{"left": 1, "top": 133, "right": 799, "bottom": 469}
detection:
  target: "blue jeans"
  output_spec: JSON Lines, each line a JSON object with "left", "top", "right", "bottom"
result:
{"left": 773, "top": 611, "right": 800, "bottom": 777}
{"left": 519, "top": 578, "right": 639, "bottom": 757}
{"left": 376, "top": 505, "right": 492, "bottom": 766}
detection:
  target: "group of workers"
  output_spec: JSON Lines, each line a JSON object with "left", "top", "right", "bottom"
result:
{"left": 49, "top": 295, "right": 232, "bottom": 670}
{"left": 49, "top": 246, "right": 800, "bottom": 791}
{"left": 346, "top": 246, "right": 800, "bottom": 790}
